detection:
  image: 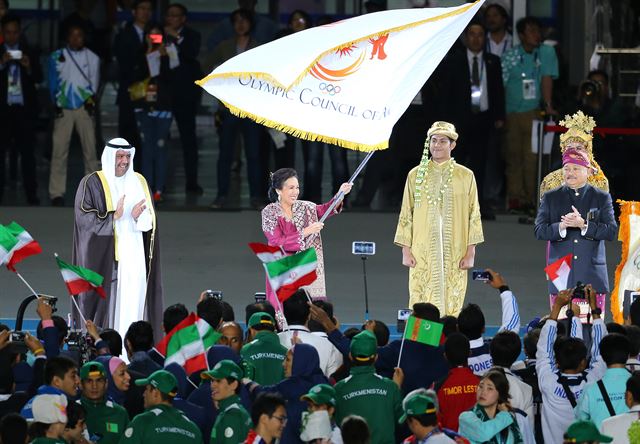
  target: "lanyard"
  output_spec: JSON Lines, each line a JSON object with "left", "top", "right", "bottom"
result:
{"left": 420, "top": 428, "right": 443, "bottom": 443}
{"left": 519, "top": 47, "right": 540, "bottom": 79}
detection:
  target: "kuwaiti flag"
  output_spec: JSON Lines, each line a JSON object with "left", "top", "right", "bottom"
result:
{"left": 249, "top": 242, "right": 285, "bottom": 263}
{"left": 197, "top": 1, "right": 483, "bottom": 151}
{"left": 0, "top": 225, "right": 19, "bottom": 266}
{"left": 544, "top": 254, "right": 572, "bottom": 292}
{"left": 2, "top": 222, "right": 42, "bottom": 271}
{"left": 265, "top": 248, "right": 318, "bottom": 302}
{"left": 612, "top": 200, "right": 640, "bottom": 323}
{"left": 154, "top": 313, "right": 222, "bottom": 374}
{"left": 56, "top": 256, "right": 106, "bottom": 298}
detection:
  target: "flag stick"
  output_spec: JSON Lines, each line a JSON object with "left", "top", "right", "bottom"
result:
{"left": 396, "top": 319, "right": 409, "bottom": 368}
{"left": 319, "top": 151, "right": 375, "bottom": 223}
{"left": 69, "top": 295, "right": 88, "bottom": 325}
{"left": 14, "top": 271, "right": 41, "bottom": 300}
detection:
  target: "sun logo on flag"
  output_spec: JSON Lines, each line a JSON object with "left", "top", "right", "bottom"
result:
{"left": 289, "top": 271, "right": 298, "bottom": 279}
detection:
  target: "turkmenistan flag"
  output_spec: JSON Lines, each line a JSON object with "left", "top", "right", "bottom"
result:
{"left": 265, "top": 247, "right": 317, "bottom": 302}
{"left": 2, "top": 222, "right": 42, "bottom": 271}
{"left": 404, "top": 315, "right": 443, "bottom": 346}
{"left": 0, "top": 225, "right": 19, "bottom": 266}
{"left": 55, "top": 256, "right": 106, "bottom": 298}
{"left": 154, "top": 313, "right": 222, "bottom": 374}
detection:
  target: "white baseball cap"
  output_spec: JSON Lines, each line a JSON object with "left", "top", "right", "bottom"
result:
{"left": 32, "top": 394, "right": 67, "bottom": 424}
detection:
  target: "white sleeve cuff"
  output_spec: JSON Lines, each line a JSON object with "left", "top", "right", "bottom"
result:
{"left": 581, "top": 222, "right": 588, "bottom": 236}
{"left": 559, "top": 226, "right": 567, "bottom": 238}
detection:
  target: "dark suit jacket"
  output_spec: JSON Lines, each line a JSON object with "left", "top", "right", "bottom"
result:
{"left": 113, "top": 22, "right": 146, "bottom": 104}
{"left": 166, "top": 25, "right": 202, "bottom": 105}
{"left": 0, "top": 43, "right": 42, "bottom": 117}
{"left": 534, "top": 184, "right": 617, "bottom": 293}
{"left": 440, "top": 48, "right": 505, "bottom": 134}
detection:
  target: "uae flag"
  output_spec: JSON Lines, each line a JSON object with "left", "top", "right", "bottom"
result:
{"left": 0, "top": 225, "right": 19, "bottom": 266}
{"left": 2, "top": 222, "right": 42, "bottom": 271}
{"left": 265, "top": 247, "right": 318, "bottom": 302}
{"left": 249, "top": 242, "right": 285, "bottom": 263}
{"left": 545, "top": 254, "right": 572, "bottom": 291}
{"left": 154, "top": 313, "right": 222, "bottom": 374}
{"left": 403, "top": 315, "right": 443, "bottom": 346}
{"left": 56, "top": 256, "right": 106, "bottom": 298}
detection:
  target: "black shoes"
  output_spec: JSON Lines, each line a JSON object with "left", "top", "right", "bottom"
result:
{"left": 51, "top": 197, "right": 64, "bottom": 207}
{"left": 186, "top": 184, "right": 204, "bottom": 196}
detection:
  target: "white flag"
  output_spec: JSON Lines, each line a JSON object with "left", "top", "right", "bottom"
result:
{"left": 198, "top": 1, "right": 484, "bottom": 151}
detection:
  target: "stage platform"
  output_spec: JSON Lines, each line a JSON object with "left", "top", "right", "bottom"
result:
{"left": 0, "top": 208, "right": 623, "bottom": 329}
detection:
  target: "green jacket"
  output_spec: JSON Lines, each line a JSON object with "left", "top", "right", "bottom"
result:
{"left": 211, "top": 395, "right": 252, "bottom": 444}
{"left": 118, "top": 403, "right": 202, "bottom": 444}
{"left": 80, "top": 396, "right": 129, "bottom": 444}
{"left": 240, "top": 331, "right": 287, "bottom": 385}
{"left": 334, "top": 366, "right": 402, "bottom": 444}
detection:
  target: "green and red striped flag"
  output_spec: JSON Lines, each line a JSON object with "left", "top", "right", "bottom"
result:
{"left": 55, "top": 256, "right": 106, "bottom": 298}
{"left": 265, "top": 247, "right": 317, "bottom": 302}
{"left": 154, "top": 313, "right": 222, "bottom": 374}
{"left": 2, "top": 222, "right": 42, "bottom": 271}
{"left": 0, "top": 225, "right": 19, "bottom": 266}
{"left": 403, "top": 315, "right": 443, "bottom": 346}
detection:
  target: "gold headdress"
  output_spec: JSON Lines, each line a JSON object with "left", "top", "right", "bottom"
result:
{"left": 559, "top": 111, "right": 596, "bottom": 154}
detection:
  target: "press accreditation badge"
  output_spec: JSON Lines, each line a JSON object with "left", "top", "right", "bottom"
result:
{"left": 522, "top": 79, "right": 536, "bottom": 100}
{"left": 471, "top": 85, "right": 482, "bottom": 107}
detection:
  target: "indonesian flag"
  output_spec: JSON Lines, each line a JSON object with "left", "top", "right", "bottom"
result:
{"left": 0, "top": 225, "right": 18, "bottom": 266}
{"left": 544, "top": 254, "right": 572, "bottom": 292}
{"left": 612, "top": 200, "right": 640, "bottom": 323}
{"left": 2, "top": 222, "right": 42, "bottom": 271}
{"left": 265, "top": 248, "right": 318, "bottom": 302}
{"left": 56, "top": 256, "right": 106, "bottom": 298}
{"left": 249, "top": 243, "right": 285, "bottom": 263}
{"left": 154, "top": 313, "right": 222, "bottom": 375}
{"left": 197, "top": 1, "right": 483, "bottom": 151}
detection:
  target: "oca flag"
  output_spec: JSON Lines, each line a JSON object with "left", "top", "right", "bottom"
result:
{"left": 197, "top": 1, "right": 484, "bottom": 151}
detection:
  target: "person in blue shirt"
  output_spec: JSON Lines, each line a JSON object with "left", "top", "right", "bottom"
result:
{"left": 501, "top": 16, "right": 559, "bottom": 213}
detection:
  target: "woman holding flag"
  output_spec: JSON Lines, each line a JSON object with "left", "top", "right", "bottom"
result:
{"left": 261, "top": 168, "right": 352, "bottom": 300}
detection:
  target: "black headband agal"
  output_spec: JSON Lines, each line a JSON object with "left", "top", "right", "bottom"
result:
{"left": 106, "top": 141, "right": 133, "bottom": 149}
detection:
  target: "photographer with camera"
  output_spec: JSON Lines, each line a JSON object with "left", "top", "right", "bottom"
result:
{"left": 48, "top": 23, "right": 100, "bottom": 207}
{"left": 535, "top": 286, "right": 607, "bottom": 444}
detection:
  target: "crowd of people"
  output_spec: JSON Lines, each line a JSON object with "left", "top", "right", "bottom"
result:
{"left": 3, "top": 270, "right": 640, "bottom": 443}
{"left": 0, "top": 0, "right": 637, "bottom": 210}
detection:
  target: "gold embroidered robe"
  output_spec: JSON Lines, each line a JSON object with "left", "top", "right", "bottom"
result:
{"left": 394, "top": 159, "right": 484, "bottom": 315}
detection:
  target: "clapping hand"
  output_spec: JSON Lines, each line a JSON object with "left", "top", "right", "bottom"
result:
{"left": 114, "top": 195, "right": 125, "bottom": 220}
{"left": 131, "top": 199, "right": 147, "bottom": 222}
{"left": 560, "top": 206, "right": 586, "bottom": 230}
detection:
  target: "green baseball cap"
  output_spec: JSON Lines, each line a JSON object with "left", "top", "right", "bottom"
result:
{"left": 80, "top": 361, "right": 107, "bottom": 380}
{"left": 248, "top": 312, "right": 276, "bottom": 329}
{"left": 300, "top": 384, "right": 337, "bottom": 407}
{"left": 564, "top": 420, "right": 612, "bottom": 443}
{"left": 134, "top": 370, "right": 178, "bottom": 396}
{"left": 399, "top": 392, "right": 437, "bottom": 424}
{"left": 350, "top": 330, "right": 377, "bottom": 360}
{"left": 201, "top": 359, "right": 243, "bottom": 381}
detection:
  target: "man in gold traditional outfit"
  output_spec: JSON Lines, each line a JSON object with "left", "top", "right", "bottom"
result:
{"left": 539, "top": 110, "right": 609, "bottom": 198}
{"left": 394, "top": 121, "right": 484, "bottom": 315}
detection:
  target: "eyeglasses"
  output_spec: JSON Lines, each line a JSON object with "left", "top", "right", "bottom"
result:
{"left": 270, "top": 415, "right": 288, "bottom": 424}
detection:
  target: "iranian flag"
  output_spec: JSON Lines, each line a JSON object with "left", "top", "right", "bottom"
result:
{"left": 0, "top": 225, "right": 19, "bottom": 266}
{"left": 265, "top": 247, "right": 317, "bottom": 302}
{"left": 154, "top": 313, "right": 222, "bottom": 374}
{"left": 404, "top": 315, "right": 443, "bottom": 346}
{"left": 249, "top": 243, "right": 285, "bottom": 263}
{"left": 2, "top": 222, "right": 42, "bottom": 271}
{"left": 545, "top": 254, "right": 572, "bottom": 291}
{"left": 56, "top": 256, "right": 106, "bottom": 298}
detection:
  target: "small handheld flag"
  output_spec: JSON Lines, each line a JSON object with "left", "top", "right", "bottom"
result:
{"left": 544, "top": 254, "right": 572, "bottom": 292}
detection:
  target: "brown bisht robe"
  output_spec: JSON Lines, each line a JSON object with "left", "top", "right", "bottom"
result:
{"left": 71, "top": 172, "right": 164, "bottom": 341}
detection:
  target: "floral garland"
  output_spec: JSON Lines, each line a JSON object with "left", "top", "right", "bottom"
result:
{"left": 414, "top": 138, "right": 455, "bottom": 207}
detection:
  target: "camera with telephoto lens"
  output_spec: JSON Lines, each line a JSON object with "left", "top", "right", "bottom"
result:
{"left": 572, "top": 281, "right": 586, "bottom": 300}
{"left": 66, "top": 329, "right": 93, "bottom": 365}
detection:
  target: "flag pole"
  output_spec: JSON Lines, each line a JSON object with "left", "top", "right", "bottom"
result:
{"left": 396, "top": 319, "right": 409, "bottom": 368}
{"left": 319, "top": 151, "right": 375, "bottom": 223}
{"left": 14, "top": 271, "right": 41, "bottom": 300}
{"left": 69, "top": 295, "right": 88, "bottom": 324}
